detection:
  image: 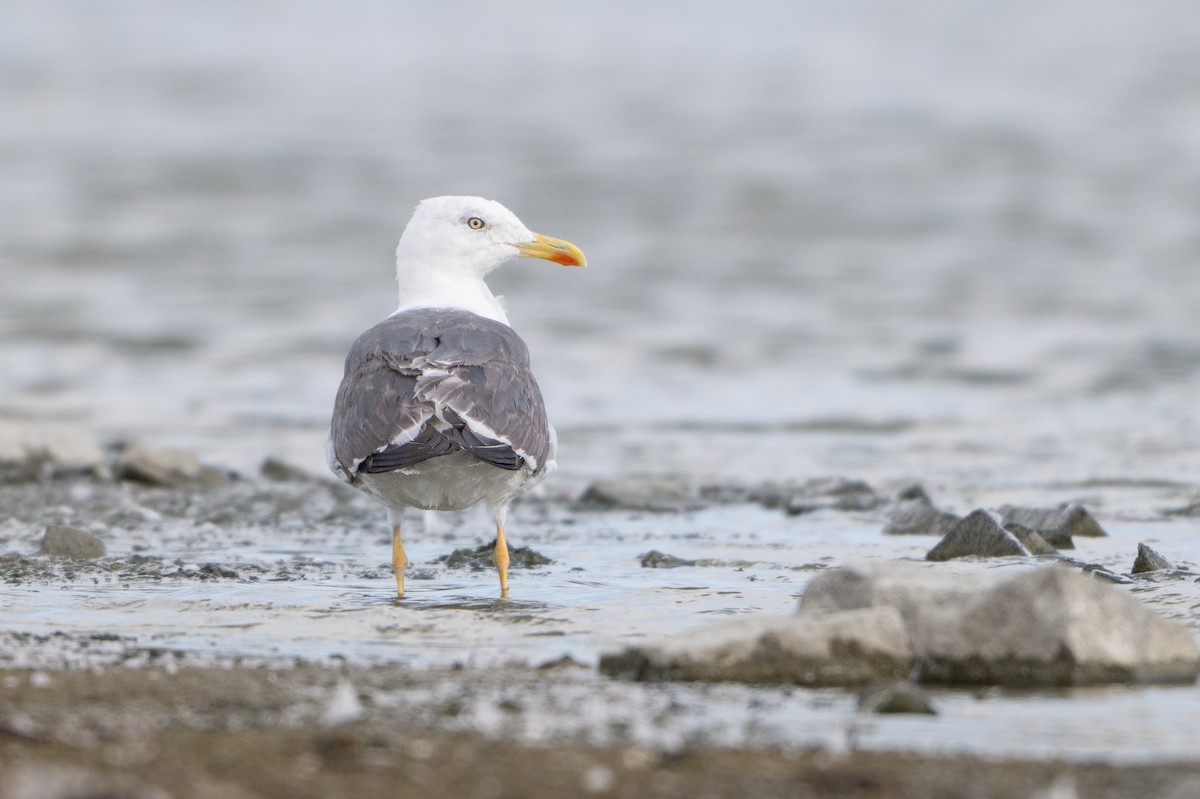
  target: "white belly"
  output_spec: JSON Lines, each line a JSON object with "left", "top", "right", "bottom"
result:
{"left": 354, "top": 450, "right": 547, "bottom": 513}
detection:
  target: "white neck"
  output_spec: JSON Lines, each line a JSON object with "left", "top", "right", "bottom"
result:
{"left": 393, "top": 268, "right": 509, "bottom": 324}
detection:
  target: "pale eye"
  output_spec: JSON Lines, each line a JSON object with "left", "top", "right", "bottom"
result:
{"left": 466, "top": 216, "right": 486, "bottom": 230}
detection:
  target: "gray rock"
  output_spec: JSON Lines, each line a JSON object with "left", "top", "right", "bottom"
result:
{"left": 1132, "top": 543, "right": 1174, "bottom": 574}
{"left": 1004, "top": 523, "right": 1059, "bottom": 556}
{"left": 999, "top": 503, "right": 1108, "bottom": 548}
{"left": 260, "top": 457, "right": 318, "bottom": 483}
{"left": 117, "top": 441, "right": 227, "bottom": 487}
{"left": 858, "top": 681, "right": 937, "bottom": 715}
{"left": 753, "top": 477, "right": 883, "bottom": 515}
{"left": 0, "top": 419, "right": 106, "bottom": 482}
{"left": 799, "top": 562, "right": 1200, "bottom": 686}
{"left": 599, "top": 607, "right": 913, "bottom": 686}
{"left": 1081, "top": 563, "right": 1134, "bottom": 584}
{"left": 41, "top": 525, "right": 106, "bottom": 559}
{"left": 576, "top": 476, "right": 703, "bottom": 512}
{"left": 883, "top": 485, "right": 962, "bottom": 536}
{"left": 926, "top": 509, "right": 1031, "bottom": 561}
{"left": 640, "top": 550, "right": 696, "bottom": 568}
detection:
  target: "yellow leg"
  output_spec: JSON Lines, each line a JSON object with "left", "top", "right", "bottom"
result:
{"left": 492, "top": 525, "right": 510, "bottom": 599}
{"left": 392, "top": 524, "right": 407, "bottom": 597}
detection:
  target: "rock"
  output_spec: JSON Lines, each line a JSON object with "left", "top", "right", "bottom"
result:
{"left": 999, "top": 503, "right": 1108, "bottom": 548}
{"left": 883, "top": 484, "right": 962, "bottom": 536}
{"left": 1081, "top": 563, "right": 1134, "bottom": 584}
{"left": 640, "top": 550, "right": 696, "bottom": 568}
{"left": 858, "top": 681, "right": 937, "bottom": 715}
{"left": 1132, "top": 543, "right": 1174, "bottom": 574}
{"left": 117, "top": 440, "right": 228, "bottom": 487}
{"left": 437, "top": 540, "right": 552, "bottom": 570}
{"left": 40, "top": 525, "right": 106, "bottom": 559}
{"left": 260, "top": 457, "right": 317, "bottom": 482}
{"left": 599, "top": 607, "right": 913, "bottom": 686}
{"left": 926, "top": 509, "right": 1032, "bottom": 561}
{"left": 576, "top": 476, "right": 703, "bottom": 512}
{"left": 1004, "top": 523, "right": 1059, "bottom": 556}
{"left": 799, "top": 563, "right": 1200, "bottom": 686}
{"left": 0, "top": 419, "right": 106, "bottom": 482}
{"left": 752, "top": 477, "right": 883, "bottom": 515}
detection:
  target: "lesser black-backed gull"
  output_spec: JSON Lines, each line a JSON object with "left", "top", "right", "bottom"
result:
{"left": 326, "top": 196, "right": 585, "bottom": 598}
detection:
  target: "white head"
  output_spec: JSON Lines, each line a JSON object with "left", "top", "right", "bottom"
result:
{"left": 392, "top": 196, "right": 585, "bottom": 323}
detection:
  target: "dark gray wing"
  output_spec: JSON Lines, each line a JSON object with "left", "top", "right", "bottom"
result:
{"left": 328, "top": 308, "right": 551, "bottom": 481}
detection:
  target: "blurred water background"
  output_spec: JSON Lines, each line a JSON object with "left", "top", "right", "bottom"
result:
{"left": 3, "top": 0, "right": 1199, "bottom": 490}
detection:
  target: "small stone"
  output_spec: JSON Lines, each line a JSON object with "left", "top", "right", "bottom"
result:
{"left": 858, "top": 681, "right": 937, "bottom": 715}
{"left": 1005, "top": 523, "right": 1059, "bottom": 556}
{"left": 640, "top": 550, "right": 696, "bottom": 568}
{"left": 896, "top": 484, "right": 933, "bottom": 503}
{"left": 260, "top": 457, "right": 316, "bottom": 482}
{"left": 536, "top": 654, "right": 588, "bottom": 672}
{"left": 117, "top": 441, "right": 203, "bottom": 487}
{"left": 437, "top": 540, "right": 552, "bottom": 570}
{"left": 999, "top": 503, "right": 1107, "bottom": 548}
{"left": 1132, "top": 543, "right": 1174, "bottom": 574}
{"left": 926, "top": 509, "right": 1030, "bottom": 561}
{"left": 576, "top": 476, "right": 703, "bottom": 512}
{"left": 0, "top": 418, "right": 106, "bottom": 482}
{"left": 751, "top": 477, "right": 883, "bottom": 515}
{"left": 41, "top": 525, "right": 106, "bottom": 560}
{"left": 883, "top": 485, "right": 962, "bottom": 536}
{"left": 599, "top": 606, "right": 913, "bottom": 686}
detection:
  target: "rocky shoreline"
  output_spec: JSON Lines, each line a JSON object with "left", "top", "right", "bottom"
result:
{"left": 3, "top": 420, "right": 1200, "bottom": 796}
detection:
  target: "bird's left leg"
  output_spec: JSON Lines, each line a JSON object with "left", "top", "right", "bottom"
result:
{"left": 491, "top": 507, "right": 510, "bottom": 599}
{"left": 493, "top": 526, "right": 510, "bottom": 599}
{"left": 388, "top": 507, "right": 407, "bottom": 597}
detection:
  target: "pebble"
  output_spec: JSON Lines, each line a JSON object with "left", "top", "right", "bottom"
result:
{"left": 883, "top": 484, "right": 962, "bottom": 536}
{"left": 40, "top": 525, "right": 106, "bottom": 560}
{"left": 926, "top": 509, "right": 1031, "bottom": 561}
{"left": 640, "top": 550, "right": 696, "bottom": 569}
{"left": 1132, "top": 543, "right": 1174, "bottom": 574}
{"left": 0, "top": 418, "right": 106, "bottom": 482}
{"left": 576, "top": 476, "right": 704, "bottom": 512}
{"left": 999, "top": 503, "right": 1107, "bottom": 548}
{"left": 858, "top": 681, "right": 938, "bottom": 715}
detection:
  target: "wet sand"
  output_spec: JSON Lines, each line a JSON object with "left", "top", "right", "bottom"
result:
{"left": 6, "top": 664, "right": 1200, "bottom": 799}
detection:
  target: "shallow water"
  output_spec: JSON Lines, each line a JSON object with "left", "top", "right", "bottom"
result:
{"left": 3, "top": 0, "right": 1200, "bottom": 766}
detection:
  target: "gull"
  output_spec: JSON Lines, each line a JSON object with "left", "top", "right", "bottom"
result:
{"left": 326, "top": 196, "right": 585, "bottom": 598}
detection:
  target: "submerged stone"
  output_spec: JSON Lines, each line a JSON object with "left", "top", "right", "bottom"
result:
{"left": 41, "top": 525, "right": 106, "bottom": 560}
{"left": 752, "top": 477, "right": 883, "bottom": 516}
{"left": 1004, "top": 523, "right": 1059, "bottom": 556}
{"left": 926, "top": 510, "right": 1031, "bottom": 561}
{"left": 640, "top": 550, "right": 696, "bottom": 569}
{"left": 999, "top": 503, "right": 1107, "bottom": 548}
{"left": 858, "top": 681, "right": 937, "bottom": 715}
{"left": 1132, "top": 543, "right": 1174, "bottom": 574}
{"left": 883, "top": 484, "right": 962, "bottom": 536}
{"left": 118, "top": 441, "right": 204, "bottom": 487}
{"left": 576, "top": 476, "right": 703, "bottom": 512}
{"left": 260, "top": 457, "right": 318, "bottom": 483}
{"left": 437, "top": 540, "right": 552, "bottom": 570}
{"left": 599, "top": 607, "right": 912, "bottom": 686}
{"left": 799, "top": 563, "right": 1200, "bottom": 687}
